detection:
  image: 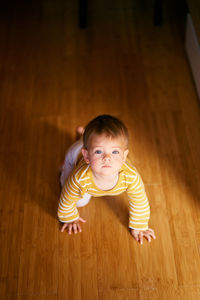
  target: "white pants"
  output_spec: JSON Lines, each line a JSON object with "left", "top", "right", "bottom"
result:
{"left": 60, "top": 139, "right": 91, "bottom": 207}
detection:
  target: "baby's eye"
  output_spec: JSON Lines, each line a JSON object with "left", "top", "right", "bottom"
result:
{"left": 95, "top": 150, "right": 103, "bottom": 154}
{"left": 112, "top": 150, "right": 119, "bottom": 154}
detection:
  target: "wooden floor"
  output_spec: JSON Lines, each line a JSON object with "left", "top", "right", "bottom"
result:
{"left": 1, "top": 0, "right": 200, "bottom": 299}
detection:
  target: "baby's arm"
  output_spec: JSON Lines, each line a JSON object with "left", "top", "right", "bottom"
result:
{"left": 58, "top": 173, "right": 85, "bottom": 233}
{"left": 127, "top": 169, "right": 156, "bottom": 244}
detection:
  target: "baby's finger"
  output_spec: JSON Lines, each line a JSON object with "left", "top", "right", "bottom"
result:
{"left": 139, "top": 232, "right": 144, "bottom": 245}
{"left": 73, "top": 223, "right": 78, "bottom": 234}
{"left": 143, "top": 233, "right": 151, "bottom": 243}
{"left": 79, "top": 217, "right": 86, "bottom": 223}
{"left": 77, "top": 223, "right": 82, "bottom": 233}
{"left": 147, "top": 229, "right": 156, "bottom": 239}
{"left": 68, "top": 224, "right": 72, "bottom": 235}
{"left": 61, "top": 223, "right": 68, "bottom": 232}
{"left": 131, "top": 230, "right": 139, "bottom": 241}
{"left": 133, "top": 234, "right": 139, "bottom": 242}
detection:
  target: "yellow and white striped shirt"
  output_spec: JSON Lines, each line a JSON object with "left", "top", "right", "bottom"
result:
{"left": 58, "top": 158, "right": 150, "bottom": 230}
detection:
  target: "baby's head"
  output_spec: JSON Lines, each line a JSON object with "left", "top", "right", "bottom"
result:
{"left": 82, "top": 115, "right": 129, "bottom": 177}
{"left": 83, "top": 114, "right": 129, "bottom": 149}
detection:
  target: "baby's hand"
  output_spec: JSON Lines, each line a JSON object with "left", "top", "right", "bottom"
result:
{"left": 130, "top": 228, "right": 156, "bottom": 244}
{"left": 61, "top": 217, "right": 86, "bottom": 235}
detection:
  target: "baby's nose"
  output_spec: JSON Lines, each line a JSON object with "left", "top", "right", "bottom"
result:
{"left": 103, "top": 153, "right": 111, "bottom": 160}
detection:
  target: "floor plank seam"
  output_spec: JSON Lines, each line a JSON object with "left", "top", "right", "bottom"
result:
{"left": 98, "top": 287, "right": 139, "bottom": 291}
{"left": 145, "top": 183, "right": 162, "bottom": 186}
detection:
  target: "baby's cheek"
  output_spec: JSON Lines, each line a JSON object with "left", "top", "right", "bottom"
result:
{"left": 115, "top": 156, "right": 124, "bottom": 162}
{"left": 116, "top": 158, "right": 125, "bottom": 167}
{"left": 90, "top": 159, "right": 99, "bottom": 168}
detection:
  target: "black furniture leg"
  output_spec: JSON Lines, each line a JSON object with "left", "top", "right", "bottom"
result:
{"left": 153, "top": 0, "right": 163, "bottom": 26}
{"left": 79, "top": 0, "right": 87, "bottom": 28}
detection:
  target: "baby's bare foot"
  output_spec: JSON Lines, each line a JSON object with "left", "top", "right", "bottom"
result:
{"left": 76, "top": 126, "right": 84, "bottom": 140}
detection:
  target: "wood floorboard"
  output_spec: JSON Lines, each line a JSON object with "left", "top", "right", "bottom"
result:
{"left": 0, "top": 0, "right": 200, "bottom": 299}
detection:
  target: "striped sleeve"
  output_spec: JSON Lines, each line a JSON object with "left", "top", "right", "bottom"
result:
{"left": 57, "top": 173, "right": 81, "bottom": 223}
{"left": 126, "top": 171, "right": 150, "bottom": 230}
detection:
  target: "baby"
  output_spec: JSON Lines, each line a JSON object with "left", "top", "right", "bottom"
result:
{"left": 58, "top": 115, "right": 156, "bottom": 244}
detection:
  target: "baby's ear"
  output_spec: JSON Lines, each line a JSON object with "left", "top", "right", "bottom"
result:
{"left": 123, "top": 149, "right": 129, "bottom": 161}
{"left": 82, "top": 148, "right": 90, "bottom": 164}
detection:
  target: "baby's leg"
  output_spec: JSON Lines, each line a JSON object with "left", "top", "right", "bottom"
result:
{"left": 60, "top": 139, "right": 83, "bottom": 187}
{"left": 60, "top": 130, "right": 91, "bottom": 207}
{"left": 76, "top": 193, "right": 91, "bottom": 207}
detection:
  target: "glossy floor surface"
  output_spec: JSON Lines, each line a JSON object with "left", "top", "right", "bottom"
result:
{"left": 0, "top": 0, "right": 200, "bottom": 299}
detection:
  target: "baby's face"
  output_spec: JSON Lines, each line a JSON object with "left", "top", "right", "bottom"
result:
{"left": 82, "top": 133, "right": 129, "bottom": 178}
